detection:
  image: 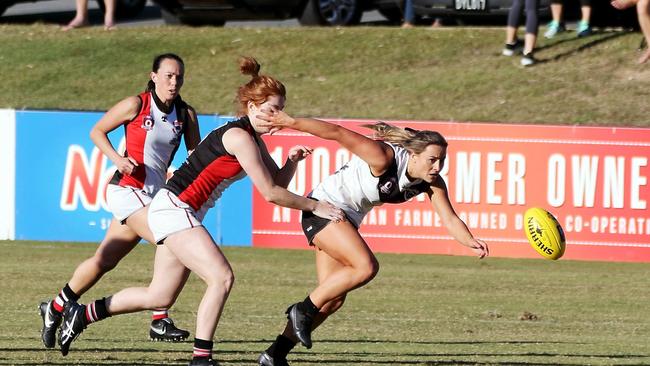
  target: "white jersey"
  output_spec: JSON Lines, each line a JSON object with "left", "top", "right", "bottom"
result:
{"left": 109, "top": 91, "right": 185, "bottom": 196}
{"left": 311, "top": 143, "right": 431, "bottom": 227}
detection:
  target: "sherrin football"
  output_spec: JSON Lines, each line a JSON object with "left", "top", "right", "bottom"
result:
{"left": 524, "top": 207, "right": 566, "bottom": 260}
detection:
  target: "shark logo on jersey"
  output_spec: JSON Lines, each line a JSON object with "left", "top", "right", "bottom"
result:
{"left": 172, "top": 119, "right": 183, "bottom": 134}
{"left": 141, "top": 115, "right": 155, "bottom": 131}
{"left": 379, "top": 181, "right": 393, "bottom": 194}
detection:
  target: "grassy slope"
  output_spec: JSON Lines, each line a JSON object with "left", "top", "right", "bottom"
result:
{"left": 1, "top": 24, "right": 650, "bottom": 126}
{"left": 3, "top": 240, "right": 650, "bottom": 365}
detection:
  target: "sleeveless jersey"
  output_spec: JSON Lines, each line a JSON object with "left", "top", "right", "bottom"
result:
{"left": 165, "top": 116, "right": 258, "bottom": 218}
{"left": 109, "top": 91, "right": 187, "bottom": 195}
{"left": 311, "top": 143, "right": 431, "bottom": 227}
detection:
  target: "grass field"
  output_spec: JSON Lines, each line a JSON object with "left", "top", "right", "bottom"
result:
{"left": 1, "top": 24, "right": 650, "bottom": 126}
{"left": 2, "top": 240, "right": 649, "bottom": 366}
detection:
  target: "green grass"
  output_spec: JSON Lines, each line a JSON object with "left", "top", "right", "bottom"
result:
{"left": 3, "top": 240, "right": 650, "bottom": 365}
{"left": 1, "top": 24, "right": 650, "bottom": 126}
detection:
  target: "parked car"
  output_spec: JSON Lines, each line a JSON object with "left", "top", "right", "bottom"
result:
{"left": 155, "top": 0, "right": 393, "bottom": 26}
{"left": 0, "top": 0, "right": 146, "bottom": 18}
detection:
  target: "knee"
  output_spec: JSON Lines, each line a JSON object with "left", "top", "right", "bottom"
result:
{"left": 356, "top": 258, "right": 380, "bottom": 285}
{"left": 207, "top": 268, "right": 235, "bottom": 294}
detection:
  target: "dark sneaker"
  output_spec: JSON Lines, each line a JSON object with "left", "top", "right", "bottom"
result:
{"left": 285, "top": 304, "right": 314, "bottom": 349}
{"left": 521, "top": 53, "right": 537, "bottom": 67}
{"left": 58, "top": 301, "right": 87, "bottom": 356}
{"left": 258, "top": 351, "right": 290, "bottom": 366}
{"left": 576, "top": 21, "right": 592, "bottom": 38}
{"left": 188, "top": 358, "right": 220, "bottom": 366}
{"left": 502, "top": 39, "right": 523, "bottom": 56}
{"left": 39, "top": 301, "right": 62, "bottom": 348}
{"left": 150, "top": 318, "right": 190, "bottom": 342}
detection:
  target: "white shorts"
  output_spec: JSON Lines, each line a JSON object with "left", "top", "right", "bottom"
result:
{"left": 106, "top": 184, "right": 153, "bottom": 223}
{"left": 148, "top": 188, "right": 203, "bottom": 244}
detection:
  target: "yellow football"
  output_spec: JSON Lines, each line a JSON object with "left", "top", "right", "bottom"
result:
{"left": 524, "top": 207, "right": 566, "bottom": 260}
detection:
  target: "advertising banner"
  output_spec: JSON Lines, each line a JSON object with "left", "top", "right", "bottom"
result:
{"left": 0, "top": 109, "right": 16, "bottom": 240}
{"left": 14, "top": 110, "right": 251, "bottom": 245}
{"left": 252, "top": 120, "right": 650, "bottom": 262}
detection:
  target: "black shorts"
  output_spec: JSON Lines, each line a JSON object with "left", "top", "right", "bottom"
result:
{"left": 301, "top": 208, "right": 356, "bottom": 245}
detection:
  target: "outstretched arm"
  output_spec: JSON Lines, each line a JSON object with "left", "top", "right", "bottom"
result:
{"left": 223, "top": 127, "right": 344, "bottom": 221}
{"left": 259, "top": 111, "right": 394, "bottom": 176}
{"left": 427, "top": 178, "right": 489, "bottom": 259}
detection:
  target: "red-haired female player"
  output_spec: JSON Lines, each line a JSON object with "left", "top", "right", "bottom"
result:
{"left": 57, "top": 57, "right": 344, "bottom": 366}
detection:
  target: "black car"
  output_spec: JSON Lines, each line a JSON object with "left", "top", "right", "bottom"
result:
{"left": 0, "top": 0, "right": 146, "bottom": 18}
{"left": 407, "top": 0, "right": 638, "bottom": 28}
{"left": 154, "top": 0, "right": 637, "bottom": 28}
{"left": 155, "top": 0, "right": 402, "bottom": 26}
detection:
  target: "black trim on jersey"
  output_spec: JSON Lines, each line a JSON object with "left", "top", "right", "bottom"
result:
{"left": 166, "top": 96, "right": 189, "bottom": 168}
{"left": 377, "top": 157, "right": 430, "bottom": 204}
{"left": 164, "top": 116, "right": 256, "bottom": 198}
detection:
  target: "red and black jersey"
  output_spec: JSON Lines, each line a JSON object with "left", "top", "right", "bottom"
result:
{"left": 165, "top": 116, "right": 259, "bottom": 215}
{"left": 109, "top": 91, "right": 189, "bottom": 195}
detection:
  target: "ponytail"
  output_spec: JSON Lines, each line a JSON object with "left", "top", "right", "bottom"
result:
{"left": 363, "top": 122, "right": 448, "bottom": 154}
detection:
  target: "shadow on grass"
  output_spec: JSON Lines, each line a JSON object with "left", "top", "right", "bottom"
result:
{"left": 536, "top": 30, "right": 631, "bottom": 63}
{"left": 2, "top": 338, "right": 648, "bottom": 365}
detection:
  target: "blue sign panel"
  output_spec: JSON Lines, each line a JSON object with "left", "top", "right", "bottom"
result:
{"left": 14, "top": 110, "right": 251, "bottom": 245}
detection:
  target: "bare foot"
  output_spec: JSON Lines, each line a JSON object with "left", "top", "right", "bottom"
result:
{"left": 62, "top": 18, "right": 89, "bottom": 31}
{"left": 431, "top": 18, "right": 443, "bottom": 27}
{"left": 104, "top": 23, "right": 117, "bottom": 31}
{"left": 401, "top": 22, "right": 414, "bottom": 28}
{"left": 638, "top": 48, "right": 650, "bottom": 64}
{"left": 611, "top": 0, "right": 638, "bottom": 10}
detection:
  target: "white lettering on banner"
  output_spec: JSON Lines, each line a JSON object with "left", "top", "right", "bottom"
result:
{"left": 547, "top": 154, "right": 566, "bottom": 207}
{"left": 287, "top": 160, "right": 306, "bottom": 196}
{"left": 455, "top": 152, "right": 481, "bottom": 203}
{"left": 548, "top": 154, "right": 648, "bottom": 210}
{"left": 272, "top": 144, "right": 647, "bottom": 212}
{"left": 269, "top": 146, "right": 283, "bottom": 166}
{"left": 507, "top": 154, "right": 526, "bottom": 205}
{"left": 565, "top": 215, "right": 650, "bottom": 235}
{"left": 362, "top": 209, "right": 387, "bottom": 225}
{"left": 60, "top": 145, "right": 114, "bottom": 212}
{"left": 514, "top": 213, "right": 524, "bottom": 230}
{"left": 603, "top": 156, "right": 625, "bottom": 208}
{"left": 631, "top": 157, "right": 648, "bottom": 209}
{"left": 571, "top": 155, "right": 598, "bottom": 208}
{"left": 459, "top": 211, "right": 508, "bottom": 230}
{"left": 272, "top": 206, "right": 292, "bottom": 223}
{"left": 394, "top": 209, "right": 439, "bottom": 227}
{"left": 486, "top": 152, "right": 503, "bottom": 204}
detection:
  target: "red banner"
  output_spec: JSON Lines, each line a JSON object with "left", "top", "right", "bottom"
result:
{"left": 252, "top": 119, "right": 650, "bottom": 262}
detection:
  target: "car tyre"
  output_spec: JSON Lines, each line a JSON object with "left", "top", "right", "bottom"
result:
{"left": 299, "top": 0, "right": 363, "bottom": 26}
